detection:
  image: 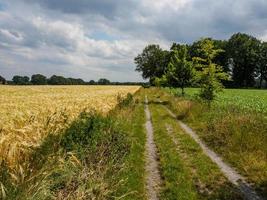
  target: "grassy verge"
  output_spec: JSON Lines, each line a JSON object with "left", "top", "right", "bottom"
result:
{"left": 0, "top": 90, "right": 147, "bottom": 200}
{"left": 156, "top": 87, "right": 267, "bottom": 197}
{"left": 111, "top": 90, "right": 147, "bottom": 200}
{"left": 147, "top": 89, "right": 242, "bottom": 199}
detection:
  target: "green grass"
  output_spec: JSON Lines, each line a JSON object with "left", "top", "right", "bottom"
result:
{"left": 167, "top": 88, "right": 267, "bottom": 114}
{"left": 146, "top": 89, "right": 242, "bottom": 200}
{"left": 112, "top": 90, "right": 147, "bottom": 199}
{"left": 161, "top": 87, "right": 267, "bottom": 197}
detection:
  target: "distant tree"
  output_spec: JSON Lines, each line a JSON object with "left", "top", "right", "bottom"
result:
{"left": 257, "top": 42, "right": 267, "bottom": 88}
{"left": 193, "top": 38, "right": 229, "bottom": 105}
{"left": 31, "top": 74, "right": 47, "bottom": 85}
{"left": 12, "top": 75, "right": 30, "bottom": 85}
{"left": 48, "top": 75, "right": 69, "bottom": 85}
{"left": 164, "top": 45, "right": 195, "bottom": 95}
{"left": 135, "top": 44, "right": 170, "bottom": 84}
{"left": 68, "top": 78, "right": 85, "bottom": 85}
{"left": 227, "top": 33, "right": 261, "bottom": 87}
{"left": 88, "top": 80, "right": 95, "bottom": 85}
{"left": 98, "top": 78, "right": 110, "bottom": 85}
{"left": 0, "top": 75, "right": 7, "bottom": 84}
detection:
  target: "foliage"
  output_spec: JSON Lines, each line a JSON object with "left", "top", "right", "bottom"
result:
{"left": 135, "top": 33, "right": 267, "bottom": 89}
{"left": 98, "top": 78, "right": 110, "bottom": 85}
{"left": 117, "top": 93, "right": 134, "bottom": 108}
{"left": 193, "top": 38, "right": 229, "bottom": 104}
{"left": 227, "top": 33, "right": 261, "bottom": 87}
{"left": 31, "top": 74, "right": 47, "bottom": 85}
{"left": 134, "top": 44, "right": 170, "bottom": 84}
{"left": 165, "top": 45, "right": 195, "bottom": 95}
{"left": 12, "top": 75, "right": 30, "bottom": 85}
{"left": 257, "top": 42, "right": 267, "bottom": 88}
{"left": 0, "top": 75, "right": 6, "bottom": 84}
{"left": 189, "top": 38, "right": 229, "bottom": 72}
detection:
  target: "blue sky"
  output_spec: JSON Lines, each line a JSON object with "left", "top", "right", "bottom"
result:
{"left": 0, "top": 0, "right": 267, "bottom": 81}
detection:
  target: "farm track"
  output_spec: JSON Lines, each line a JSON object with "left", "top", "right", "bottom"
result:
{"left": 144, "top": 96, "right": 162, "bottom": 200}
{"left": 163, "top": 105, "right": 263, "bottom": 200}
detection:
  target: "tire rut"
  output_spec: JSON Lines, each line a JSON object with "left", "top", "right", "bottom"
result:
{"left": 163, "top": 105, "right": 264, "bottom": 200}
{"left": 144, "top": 96, "right": 162, "bottom": 200}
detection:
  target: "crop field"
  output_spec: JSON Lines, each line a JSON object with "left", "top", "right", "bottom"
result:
{"left": 168, "top": 88, "right": 267, "bottom": 114}
{"left": 0, "top": 85, "right": 140, "bottom": 171}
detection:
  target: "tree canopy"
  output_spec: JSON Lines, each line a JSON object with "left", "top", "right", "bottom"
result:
{"left": 134, "top": 44, "right": 170, "bottom": 84}
{"left": 165, "top": 45, "right": 195, "bottom": 95}
{"left": 135, "top": 32, "right": 267, "bottom": 89}
{"left": 12, "top": 76, "right": 30, "bottom": 85}
{"left": 31, "top": 74, "right": 47, "bottom": 85}
{"left": 0, "top": 75, "right": 7, "bottom": 84}
{"left": 193, "top": 39, "right": 229, "bottom": 103}
{"left": 227, "top": 33, "right": 261, "bottom": 87}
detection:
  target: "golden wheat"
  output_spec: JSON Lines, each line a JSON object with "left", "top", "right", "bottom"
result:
{"left": 0, "top": 85, "right": 139, "bottom": 171}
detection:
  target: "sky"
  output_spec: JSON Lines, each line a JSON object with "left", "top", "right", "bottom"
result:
{"left": 0, "top": 0, "right": 267, "bottom": 81}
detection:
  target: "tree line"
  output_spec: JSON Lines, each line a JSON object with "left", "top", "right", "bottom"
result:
{"left": 0, "top": 74, "right": 143, "bottom": 85}
{"left": 135, "top": 32, "right": 267, "bottom": 89}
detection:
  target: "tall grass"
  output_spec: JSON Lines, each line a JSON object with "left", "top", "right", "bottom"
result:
{"left": 0, "top": 90, "right": 143, "bottom": 199}
{"left": 161, "top": 87, "right": 267, "bottom": 196}
{"left": 0, "top": 86, "right": 140, "bottom": 199}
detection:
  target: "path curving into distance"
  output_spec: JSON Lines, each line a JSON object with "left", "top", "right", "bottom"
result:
{"left": 163, "top": 105, "right": 263, "bottom": 200}
{"left": 144, "top": 96, "right": 162, "bottom": 200}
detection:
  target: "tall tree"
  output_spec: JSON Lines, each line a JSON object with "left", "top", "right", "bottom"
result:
{"left": 165, "top": 45, "right": 195, "bottom": 95}
{"left": 258, "top": 42, "right": 267, "bottom": 88}
{"left": 193, "top": 38, "right": 229, "bottom": 105}
{"left": 189, "top": 38, "right": 229, "bottom": 73}
{"left": 135, "top": 44, "right": 170, "bottom": 84}
{"left": 31, "top": 74, "right": 47, "bottom": 85}
{"left": 227, "top": 33, "right": 261, "bottom": 87}
{"left": 0, "top": 75, "right": 7, "bottom": 84}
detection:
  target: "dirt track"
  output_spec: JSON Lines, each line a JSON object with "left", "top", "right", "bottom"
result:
{"left": 144, "top": 96, "right": 162, "bottom": 200}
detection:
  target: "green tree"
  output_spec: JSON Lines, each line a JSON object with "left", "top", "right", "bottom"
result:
{"left": 227, "top": 33, "right": 261, "bottom": 87}
{"left": 135, "top": 44, "right": 170, "bottom": 84}
{"left": 98, "top": 78, "right": 110, "bottom": 85}
{"left": 193, "top": 38, "right": 229, "bottom": 104}
{"left": 0, "top": 75, "right": 7, "bottom": 84}
{"left": 258, "top": 42, "right": 267, "bottom": 88}
{"left": 88, "top": 80, "right": 95, "bottom": 85}
{"left": 31, "top": 74, "right": 47, "bottom": 85}
{"left": 48, "top": 75, "right": 69, "bottom": 85}
{"left": 68, "top": 78, "right": 85, "bottom": 85}
{"left": 12, "top": 75, "right": 30, "bottom": 85}
{"left": 189, "top": 38, "right": 229, "bottom": 73}
{"left": 165, "top": 45, "right": 195, "bottom": 95}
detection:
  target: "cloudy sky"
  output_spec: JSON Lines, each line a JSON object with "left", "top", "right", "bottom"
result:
{"left": 0, "top": 0, "right": 267, "bottom": 81}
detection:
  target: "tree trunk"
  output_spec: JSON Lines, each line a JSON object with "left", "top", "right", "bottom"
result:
{"left": 181, "top": 87, "right": 185, "bottom": 96}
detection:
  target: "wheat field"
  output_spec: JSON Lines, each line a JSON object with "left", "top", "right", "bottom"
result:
{"left": 0, "top": 85, "right": 140, "bottom": 171}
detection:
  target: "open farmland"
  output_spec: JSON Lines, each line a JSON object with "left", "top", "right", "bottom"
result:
{"left": 0, "top": 86, "right": 139, "bottom": 171}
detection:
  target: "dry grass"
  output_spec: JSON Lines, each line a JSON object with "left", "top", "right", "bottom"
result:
{"left": 0, "top": 85, "right": 139, "bottom": 172}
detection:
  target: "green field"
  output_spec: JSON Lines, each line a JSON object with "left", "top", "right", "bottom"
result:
{"left": 167, "top": 88, "right": 267, "bottom": 114}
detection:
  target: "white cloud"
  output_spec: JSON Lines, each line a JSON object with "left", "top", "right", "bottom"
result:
{"left": 0, "top": 0, "right": 267, "bottom": 81}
